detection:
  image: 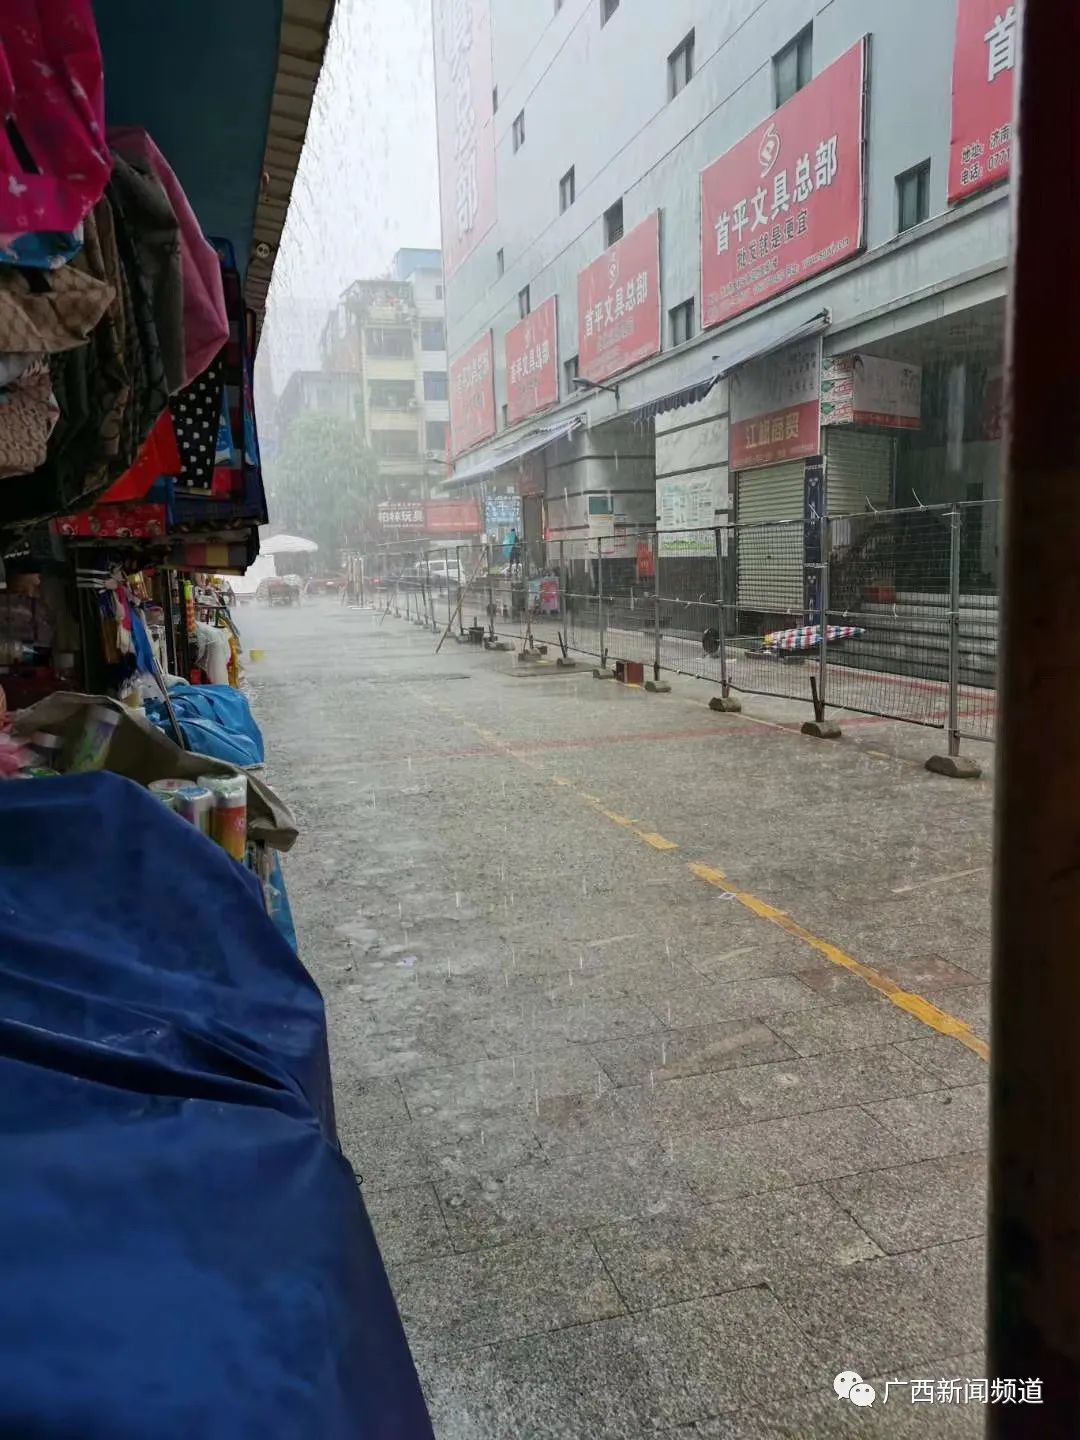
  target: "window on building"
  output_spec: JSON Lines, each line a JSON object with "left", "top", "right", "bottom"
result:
{"left": 668, "top": 30, "right": 695, "bottom": 100}
{"left": 492, "top": 85, "right": 498, "bottom": 114}
{"left": 601, "top": 0, "right": 619, "bottom": 26}
{"left": 496, "top": 248, "right": 505, "bottom": 279}
{"left": 669, "top": 298, "right": 695, "bottom": 347}
{"left": 559, "top": 166, "right": 576, "bottom": 214}
{"left": 501, "top": 403, "right": 509, "bottom": 429}
{"left": 435, "top": 284, "right": 444, "bottom": 299}
{"left": 897, "top": 161, "right": 931, "bottom": 234}
{"left": 604, "top": 198, "right": 624, "bottom": 247}
{"left": 512, "top": 110, "right": 525, "bottom": 152}
{"left": 773, "top": 26, "right": 812, "bottom": 108}
{"left": 369, "top": 379, "right": 416, "bottom": 410}
{"left": 423, "top": 371, "right": 449, "bottom": 401}
{"left": 366, "top": 326, "right": 412, "bottom": 358}
{"left": 564, "top": 354, "right": 579, "bottom": 393}
{"left": 421, "top": 319, "right": 446, "bottom": 351}
{"left": 372, "top": 430, "right": 419, "bottom": 457}
{"left": 426, "top": 420, "right": 448, "bottom": 454}
{"left": 518, "top": 285, "right": 531, "bottom": 318}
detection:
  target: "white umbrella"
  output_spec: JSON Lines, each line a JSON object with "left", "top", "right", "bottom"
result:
{"left": 261, "top": 533, "right": 319, "bottom": 556}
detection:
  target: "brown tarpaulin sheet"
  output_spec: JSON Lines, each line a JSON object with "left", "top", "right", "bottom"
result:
{"left": 12, "top": 692, "right": 298, "bottom": 851}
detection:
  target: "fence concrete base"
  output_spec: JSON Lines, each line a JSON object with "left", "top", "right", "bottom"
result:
{"left": 925, "top": 753, "right": 982, "bottom": 780}
{"left": 802, "top": 719, "right": 843, "bottom": 739}
{"left": 645, "top": 679, "right": 672, "bottom": 694}
{"left": 709, "top": 695, "right": 743, "bottom": 713}
{"left": 593, "top": 668, "right": 617, "bottom": 680}
{"left": 485, "top": 639, "right": 513, "bottom": 652}
{"left": 557, "top": 658, "right": 579, "bottom": 670}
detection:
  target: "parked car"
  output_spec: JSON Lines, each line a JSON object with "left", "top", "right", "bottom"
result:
{"left": 410, "top": 558, "right": 462, "bottom": 588}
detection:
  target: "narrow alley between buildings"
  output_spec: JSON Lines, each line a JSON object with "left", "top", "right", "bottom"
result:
{"left": 246, "top": 596, "right": 992, "bottom": 1439}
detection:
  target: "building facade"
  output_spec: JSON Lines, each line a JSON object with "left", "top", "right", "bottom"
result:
{"left": 278, "top": 369, "right": 364, "bottom": 436}
{"left": 434, "top": 0, "right": 1011, "bottom": 580}
{"left": 320, "top": 248, "right": 451, "bottom": 503}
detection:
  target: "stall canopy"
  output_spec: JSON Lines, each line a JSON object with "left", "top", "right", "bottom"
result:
{"left": 93, "top": 0, "right": 335, "bottom": 326}
{"left": 627, "top": 309, "right": 832, "bottom": 425}
{"left": 446, "top": 414, "right": 587, "bottom": 489}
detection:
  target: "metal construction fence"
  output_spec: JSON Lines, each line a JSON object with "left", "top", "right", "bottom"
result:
{"left": 359, "top": 499, "right": 1000, "bottom": 748}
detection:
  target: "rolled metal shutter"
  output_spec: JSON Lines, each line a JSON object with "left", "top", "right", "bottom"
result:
{"left": 735, "top": 461, "right": 805, "bottom": 615}
{"left": 824, "top": 429, "right": 894, "bottom": 518}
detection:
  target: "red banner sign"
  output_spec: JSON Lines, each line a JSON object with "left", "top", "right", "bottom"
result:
{"left": 701, "top": 40, "right": 866, "bottom": 331}
{"left": 505, "top": 296, "right": 559, "bottom": 426}
{"left": 449, "top": 331, "right": 496, "bottom": 456}
{"left": 433, "top": 0, "right": 497, "bottom": 278}
{"left": 730, "top": 339, "right": 822, "bottom": 471}
{"left": 577, "top": 212, "right": 661, "bottom": 384}
{"left": 948, "top": 0, "right": 1015, "bottom": 203}
{"left": 424, "top": 498, "right": 482, "bottom": 534}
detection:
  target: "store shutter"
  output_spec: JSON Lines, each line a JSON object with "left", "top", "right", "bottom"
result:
{"left": 734, "top": 460, "right": 806, "bottom": 616}
{"left": 824, "top": 429, "right": 894, "bottom": 517}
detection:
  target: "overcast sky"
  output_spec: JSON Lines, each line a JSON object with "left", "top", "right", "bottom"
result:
{"left": 259, "top": 0, "right": 443, "bottom": 394}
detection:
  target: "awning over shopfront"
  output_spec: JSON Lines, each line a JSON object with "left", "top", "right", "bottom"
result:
{"left": 446, "top": 415, "right": 587, "bottom": 488}
{"left": 627, "top": 309, "right": 832, "bottom": 425}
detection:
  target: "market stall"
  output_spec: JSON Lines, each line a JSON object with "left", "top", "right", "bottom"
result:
{"left": 0, "top": 5, "right": 433, "bottom": 1436}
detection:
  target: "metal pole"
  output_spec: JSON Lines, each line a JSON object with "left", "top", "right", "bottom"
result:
{"left": 447, "top": 547, "right": 455, "bottom": 635}
{"left": 486, "top": 543, "right": 496, "bottom": 639}
{"left": 559, "top": 540, "right": 566, "bottom": 624}
{"left": 714, "top": 526, "right": 732, "bottom": 698}
{"left": 946, "top": 505, "right": 962, "bottom": 758}
{"left": 652, "top": 530, "right": 662, "bottom": 683}
{"left": 358, "top": 556, "right": 366, "bottom": 609}
{"left": 989, "top": 1, "right": 1080, "bottom": 1430}
{"left": 817, "top": 512, "right": 830, "bottom": 718}
{"left": 596, "top": 537, "right": 606, "bottom": 668}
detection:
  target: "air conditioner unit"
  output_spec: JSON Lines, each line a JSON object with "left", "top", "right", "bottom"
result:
{"left": 406, "top": 397, "right": 419, "bottom": 409}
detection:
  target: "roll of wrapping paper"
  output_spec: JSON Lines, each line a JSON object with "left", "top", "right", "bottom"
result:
{"left": 147, "top": 778, "right": 182, "bottom": 811}
{"left": 149, "top": 779, "right": 214, "bottom": 833}
{"left": 198, "top": 773, "right": 248, "bottom": 860}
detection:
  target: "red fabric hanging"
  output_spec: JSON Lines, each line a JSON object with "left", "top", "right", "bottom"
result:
{"left": 0, "top": 1, "right": 111, "bottom": 236}
{"left": 98, "top": 410, "right": 181, "bottom": 505}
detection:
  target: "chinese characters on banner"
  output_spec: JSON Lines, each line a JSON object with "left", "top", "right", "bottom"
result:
{"left": 377, "top": 501, "right": 425, "bottom": 530}
{"left": 449, "top": 330, "right": 496, "bottom": 456}
{"left": 433, "top": 0, "right": 498, "bottom": 277}
{"left": 820, "top": 354, "right": 923, "bottom": 429}
{"left": 730, "top": 339, "right": 822, "bottom": 470}
{"left": 376, "top": 499, "right": 482, "bottom": 534}
{"left": 948, "top": 0, "right": 1015, "bottom": 203}
{"left": 577, "top": 212, "right": 662, "bottom": 385}
{"left": 701, "top": 40, "right": 867, "bottom": 330}
{"left": 505, "top": 296, "right": 559, "bottom": 425}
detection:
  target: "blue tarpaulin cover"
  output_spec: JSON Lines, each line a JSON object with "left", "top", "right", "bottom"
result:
{"left": 0, "top": 772, "right": 433, "bottom": 1440}
{"left": 147, "top": 682, "right": 266, "bottom": 767}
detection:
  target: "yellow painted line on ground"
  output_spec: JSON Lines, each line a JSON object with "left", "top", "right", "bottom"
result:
{"left": 689, "top": 862, "right": 990, "bottom": 1062}
{"left": 416, "top": 684, "right": 985, "bottom": 1061}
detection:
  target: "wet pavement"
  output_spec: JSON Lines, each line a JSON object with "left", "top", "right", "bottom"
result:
{"left": 242, "top": 597, "right": 991, "bottom": 1438}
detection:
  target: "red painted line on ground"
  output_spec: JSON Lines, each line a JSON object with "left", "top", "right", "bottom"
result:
{"left": 365, "top": 714, "right": 895, "bottom": 763}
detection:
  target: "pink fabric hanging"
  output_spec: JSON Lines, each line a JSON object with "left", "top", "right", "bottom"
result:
{"left": 109, "top": 127, "right": 229, "bottom": 387}
{"left": 0, "top": 0, "right": 111, "bottom": 235}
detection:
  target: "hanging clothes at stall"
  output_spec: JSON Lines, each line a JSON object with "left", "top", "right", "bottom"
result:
{"left": 0, "top": 0, "right": 110, "bottom": 258}
{"left": 109, "top": 127, "right": 229, "bottom": 388}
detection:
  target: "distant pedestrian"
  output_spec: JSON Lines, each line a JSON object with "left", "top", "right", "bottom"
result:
{"left": 505, "top": 527, "right": 521, "bottom": 575}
